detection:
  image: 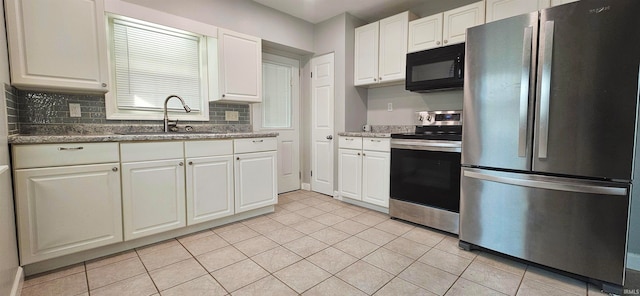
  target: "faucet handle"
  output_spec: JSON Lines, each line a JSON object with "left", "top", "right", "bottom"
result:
{"left": 167, "top": 119, "right": 179, "bottom": 132}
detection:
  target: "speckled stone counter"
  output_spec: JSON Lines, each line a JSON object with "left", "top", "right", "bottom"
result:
{"left": 338, "top": 132, "right": 391, "bottom": 138}
{"left": 8, "top": 132, "right": 278, "bottom": 144}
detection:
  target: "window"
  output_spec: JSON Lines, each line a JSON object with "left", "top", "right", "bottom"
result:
{"left": 106, "top": 15, "right": 210, "bottom": 120}
{"left": 262, "top": 61, "right": 292, "bottom": 128}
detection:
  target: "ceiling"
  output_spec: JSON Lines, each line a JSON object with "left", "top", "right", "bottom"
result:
{"left": 252, "top": 0, "right": 427, "bottom": 24}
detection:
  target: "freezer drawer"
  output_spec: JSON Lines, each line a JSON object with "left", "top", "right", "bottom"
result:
{"left": 460, "top": 168, "right": 629, "bottom": 285}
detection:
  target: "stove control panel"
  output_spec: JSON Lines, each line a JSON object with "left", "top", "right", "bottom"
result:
{"left": 417, "top": 110, "right": 463, "bottom": 126}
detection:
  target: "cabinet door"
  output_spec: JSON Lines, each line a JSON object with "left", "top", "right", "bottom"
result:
{"left": 486, "top": 0, "right": 550, "bottom": 22}
{"left": 551, "top": 0, "right": 578, "bottom": 6}
{"left": 362, "top": 151, "right": 390, "bottom": 208}
{"left": 186, "top": 155, "right": 234, "bottom": 225}
{"left": 338, "top": 149, "right": 362, "bottom": 200}
{"left": 217, "top": 29, "right": 262, "bottom": 103}
{"left": 408, "top": 14, "right": 443, "bottom": 53}
{"left": 235, "top": 151, "right": 277, "bottom": 213}
{"left": 443, "top": 1, "right": 486, "bottom": 46}
{"left": 15, "top": 163, "right": 122, "bottom": 264}
{"left": 354, "top": 22, "right": 380, "bottom": 86}
{"left": 5, "top": 0, "right": 109, "bottom": 92}
{"left": 122, "top": 159, "right": 186, "bottom": 241}
{"left": 378, "top": 12, "right": 410, "bottom": 83}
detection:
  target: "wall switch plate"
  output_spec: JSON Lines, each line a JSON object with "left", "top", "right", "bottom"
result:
{"left": 225, "top": 111, "right": 239, "bottom": 121}
{"left": 387, "top": 103, "right": 393, "bottom": 112}
{"left": 69, "top": 103, "right": 81, "bottom": 117}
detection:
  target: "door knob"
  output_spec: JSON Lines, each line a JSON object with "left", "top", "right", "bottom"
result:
{"left": 326, "top": 135, "right": 333, "bottom": 140}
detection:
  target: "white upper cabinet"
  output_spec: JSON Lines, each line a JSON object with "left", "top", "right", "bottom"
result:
{"left": 442, "top": 1, "right": 486, "bottom": 46}
{"left": 215, "top": 29, "right": 262, "bottom": 103}
{"left": 486, "top": 0, "right": 550, "bottom": 23}
{"left": 407, "top": 14, "right": 443, "bottom": 53}
{"left": 354, "top": 11, "right": 417, "bottom": 86}
{"left": 551, "top": 0, "right": 579, "bottom": 6}
{"left": 354, "top": 22, "right": 379, "bottom": 86}
{"left": 409, "top": 1, "right": 485, "bottom": 52}
{"left": 5, "top": 0, "right": 109, "bottom": 92}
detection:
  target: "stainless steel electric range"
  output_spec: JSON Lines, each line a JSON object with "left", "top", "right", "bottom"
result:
{"left": 389, "top": 110, "right": 462, "bottom": 234}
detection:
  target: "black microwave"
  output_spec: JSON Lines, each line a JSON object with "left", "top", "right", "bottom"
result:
{"left": 405, "top": 43, "right": 465, "bottom": 92}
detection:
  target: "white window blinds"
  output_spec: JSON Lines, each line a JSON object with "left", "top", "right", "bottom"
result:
{"left": 262, "top": 62, "right": 292, "bottom": 128}
{"left": 112, "top": 18, "right": 202, "bottom": 111}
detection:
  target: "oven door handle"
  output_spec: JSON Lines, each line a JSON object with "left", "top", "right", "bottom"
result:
{"left": 391, "top": 140, "right": 461, "bottom": 153}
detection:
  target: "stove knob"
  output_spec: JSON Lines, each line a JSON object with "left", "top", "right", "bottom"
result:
{"left": 425, "top": 114, "right": 433, "bottom": 124}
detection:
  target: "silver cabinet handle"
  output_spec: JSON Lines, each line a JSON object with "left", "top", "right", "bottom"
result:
{"left": 188, "top": 161, "right": 193, "bottom": 165}
{"left": 101, "top": 83, "right": 107, "bottom": 87}
{"left": 370, "top": 139, "right": 381, "bottom": 143}
{"left": 222, "top": 94, "right": 226, "bottom": 98}
{"left": 112, "top": 167, "right": 118, "bottom": 172}
{"left": 362, "top": 153, "right": 366, "bottom": 156}
{"left": 345, "top": 138, "right": 354, "bottom": 141}
{"left": 538, "top": 21, "right": 554, "bottom": 159}
{"left": 436, "top": 41, "right": 441, "bottom": 45}
{"left": 518, "top": 26, "right": 533, "bottom": 158}
{"left": 326, "top": 135, "right": 333, "bottom": 140}
{"left": 373, "top": 78, "right": 377, "bottom": 82}
{"left": 379, "top": 77, "right": 382, "bottom": 81}
{"left": 58, "top": 147, "right": 84, "bottom": 151}
{"left": 253, "top": 139, "right": 264, "bottom": 143}
{"left": 444, "top": 40, "right": 448, "bottom": 44}
{"left": 357, "top": 153, "right": 361, "bottom": 156}
{"left": 179, "top": 162, "right": 184, "bottom": 166}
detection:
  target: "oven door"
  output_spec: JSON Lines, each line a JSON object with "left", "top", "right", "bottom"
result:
{"left": 390, "top": 145, "right": 461, "bottom": 212}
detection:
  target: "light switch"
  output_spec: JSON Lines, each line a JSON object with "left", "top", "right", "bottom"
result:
{"left": 69, "top": 103, "right": 81, "bottom": 117}
{"left": 225, "top": 111, "right": 239, "bottom": 121}
{"left": 387, "top": 103, "right": 393, "bottom": 112}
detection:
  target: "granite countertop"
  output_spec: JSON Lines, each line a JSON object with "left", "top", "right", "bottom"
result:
{"left": 338, "top": 132, "right": 391, "bottom": 138}
{"left": 8, "top": 132, "right": 279, "bottom": 144}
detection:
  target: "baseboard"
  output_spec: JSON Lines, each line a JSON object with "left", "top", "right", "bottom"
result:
{"left": 628, "top": 252, "right": 640, "bottom": 271}
{"left": 301, "top": 183, "right": 310, "bottom": 191}
{"left": 10, "top": 267, "right": 23, "bottom": 296}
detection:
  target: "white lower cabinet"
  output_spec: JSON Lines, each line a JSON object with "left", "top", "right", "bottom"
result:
{"left": 120, "top": 142, "right": 186, "bottom": 241}
{"left": 234, "top": 138, "right": 278, "bottom": 213}
{"left": 338, "top": 137, "right": 390, "bottom": 208}
{"left": 185, "top": 140, "right": 234, "bottom": 225}
{"left": 13, "top": 143, "right": 122, "bottom": 264}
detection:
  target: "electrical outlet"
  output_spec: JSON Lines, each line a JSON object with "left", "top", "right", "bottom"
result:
{"left": 225, "top": 111, "right": 239, "bottom": 121}
{"left": 387, "top": 103, "right": 393, "bottom": 112}
{"left": 69, "top": 103, "right": 81, "bottom": 117}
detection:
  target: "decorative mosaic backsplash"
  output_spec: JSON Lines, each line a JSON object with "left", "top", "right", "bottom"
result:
{"left": 4, "top": 85, "right": 251, "bottom": 135}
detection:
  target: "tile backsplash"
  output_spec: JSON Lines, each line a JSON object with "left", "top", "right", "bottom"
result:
{"left": 5, "top": 85, "right": 251, "bottom": 135}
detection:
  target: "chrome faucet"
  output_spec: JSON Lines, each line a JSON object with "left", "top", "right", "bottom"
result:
{"left": 164, "top": 95, "right": 191, "bottom": 132}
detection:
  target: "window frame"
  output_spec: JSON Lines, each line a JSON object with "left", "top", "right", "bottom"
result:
{"left": 104, "top": 14, "right": 210, "bottom": 121}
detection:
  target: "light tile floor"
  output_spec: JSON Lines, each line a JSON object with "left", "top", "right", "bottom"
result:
{"left": 20, "top": 190, "right": 640, "bottom": 296}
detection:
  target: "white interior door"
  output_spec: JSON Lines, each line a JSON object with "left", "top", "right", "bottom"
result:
{"left": 311, "top": 53, "right": 335, "bottom": 196}
{"left": 253, "top": 53, "right": 300, "bottom": 193}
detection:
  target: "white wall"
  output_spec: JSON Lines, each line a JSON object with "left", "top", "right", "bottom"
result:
{"left": 123, "top": 0, "right": 314, "bottom": 53}
{"left": 0, "top": 0, "right": 21, "bottom": 293}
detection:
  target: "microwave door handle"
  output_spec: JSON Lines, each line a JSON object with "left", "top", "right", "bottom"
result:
{"left": 518, "top": 26, "right": 533, "bottom": 157}
{"left": 538, "top": 21, "right": 554, "bottom": 159}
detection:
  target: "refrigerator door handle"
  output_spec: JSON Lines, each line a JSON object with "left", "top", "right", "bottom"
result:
{"left": 518, "top": 26, "right": 533, "bottom": 157}
{"left": 538, "top": 21, "right": 554, "bottom": 159}
{"left": 463, "top": 169, "right": 627, "bottom": 196}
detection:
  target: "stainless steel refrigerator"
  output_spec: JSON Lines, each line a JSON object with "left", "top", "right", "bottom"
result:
{"left": 460, "top": 0, "right": 639, "bottom": 292}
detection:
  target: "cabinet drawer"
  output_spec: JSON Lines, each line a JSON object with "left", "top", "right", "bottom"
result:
{"left": 120, "top": 141, "right": 184, "bottom": 162}
{"left": 339, "top": 136, "right": 363, "bottom": 149}
{"left": 234, "top": 137, "right": 277, "bottom": 154}
{"left": 185, "top": 140, "right": 233, "bottom": 158}
{"left": 13, "top": 142, "right": 119, "bottom": 169}
{"left": 363, "top": 138, "right": 390, "bottom": 152}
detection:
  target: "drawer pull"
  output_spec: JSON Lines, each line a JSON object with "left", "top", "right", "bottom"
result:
{"left": 236, "top": 157, "right": 240, "bottom": 160}
{"left": 58, "top": 147, "right": 84, "bottom": 151}
{"left": 179, "top": 162, "right": 184, "bottom": 166}
{"left": 112, "top": 167, "right": 118, "bottom": 172}
{"left": 188, "top": 161, "right": 193, "bottom": 165}
{"left": 253, "top": 139, "right": 264, "bottom": 143}
{"left": 370, "top": 139, "right": 381, "bottom": 143}
{"left": 345, "top": 138, "right": 354, "bottom": 141}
